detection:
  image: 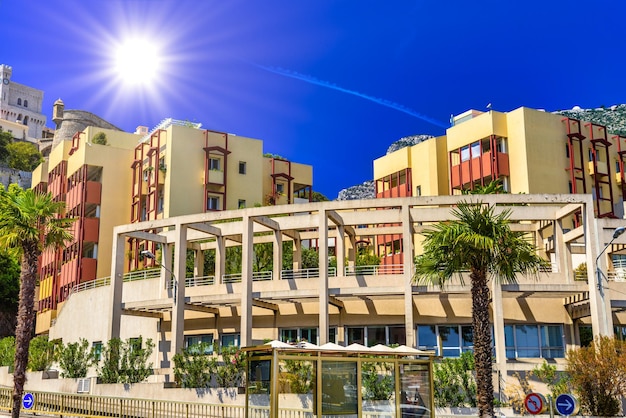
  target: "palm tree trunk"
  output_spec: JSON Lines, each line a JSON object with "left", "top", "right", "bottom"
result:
{"left": 471, "top": 268, "right": 494, "bottom": 418}
{"left": 12, "top": 241, "right": 39, "bottom": 418}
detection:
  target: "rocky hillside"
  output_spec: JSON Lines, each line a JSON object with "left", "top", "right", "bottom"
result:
{"left": 336, "top": 105, "right": 626, "bottom": 200}
{"left": 556, "top": 104, "right": 626, "bottom": 136}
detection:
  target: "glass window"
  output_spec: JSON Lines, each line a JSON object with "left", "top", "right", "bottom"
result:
{"left": 460, "top": 146, "right": 470, "bottom": 162}
{"left": 461, "top": 325, "right": 474, "bottom": 352}
{"left": 515, "top": 325, "right": 540, "bottom": 357}
{"left": 207, "top": 196, "right": 220, "bottom": 211}
{"left": 329, "top": 327, "right": 337, "bottom": 344}
{"left": 239, "top": 161, "right": 246, "bottom": 174}
{"left": 540, "top": 325, "right": 564, "bottom": 358}
{"left": 439, "top": 325, "right": 460, "bottom": 357}
{"left": 92, "top": 341, "right": 103, "bottom": 361}
{"left": 301, "top": 328, "right": 318, "bottom": 344}
{"left": 280, "top": 329, "right": 298, "bottom": 343}
{"left": 221, "top": 334, "right": 240, "bottom": 348}
{"left": 17, "top": 98, "right": 21, "bottom": 106}
{"left": 276, "top": 183, "right": 284, "bottom": 194}
{"left": 366, "top": 326, "right": 386, "bottom": 347}
{"left": 388, "top": 326, "right": 406, "bottom": 345}
{"left": 185, "top": 334, "right": 214, "bottom": 354}
{"left": 470, "top": 141, "right": 480, "bottom": 158}
{"left": 347, "top": 327, "right": 365, "bottom": 345}
{"left": 209, "top": 158, "right": 220, "bottom": 170}
{"left": 238, "top": 199, "right": 246, "bottom": 208}
{"left": 417, "top": 325, "right": 438, "bottom": 353}
{"left": 415, "top": 185, "right": 421, "bottom": 196}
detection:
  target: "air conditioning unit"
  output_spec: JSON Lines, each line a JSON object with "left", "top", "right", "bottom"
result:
{"left": 77, "top": 378, "right": 91, "bottom": 393}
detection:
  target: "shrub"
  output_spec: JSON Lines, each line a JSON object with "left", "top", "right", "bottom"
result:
{"left": 91, "top": 132, "right": 108, "bottom": 145}
{"left": 432, "top": 351, "right": 476, "bottom": 407}
{"left": 210, "top": 346, "right": 246, "bottom": 387}
{"left": 566, "top": 336, "right": 626, "bottom": 416}
{"left": 362, "top": 361, "right": 394, "bottom": 401}
{"left": 97, "top": 337, "right": 154, "bottom": 384}
{"left": 28, "top": 335, "right": 57, "bottom": 371}
{"left": 173, "top": 343, "right": 213, "bottom": 388}
{"left": 0, "top": 336, "right": 15, "bottom": 367}
{"left": 57, "top": 338, "right": 94, "bottom": 378}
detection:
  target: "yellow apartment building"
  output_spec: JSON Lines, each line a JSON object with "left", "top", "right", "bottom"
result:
{"left": 32, "top": 111, "right": 312, "bottom": 334}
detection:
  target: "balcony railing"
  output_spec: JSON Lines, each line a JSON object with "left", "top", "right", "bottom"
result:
{"left": 281, "top": 267, "right": 337, "bottom": 279}
{"left": 345, "top": 264, "right": 404, "bottom": 276}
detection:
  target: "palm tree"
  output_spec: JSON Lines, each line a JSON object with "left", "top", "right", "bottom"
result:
{"left": 0, "top": 185, "right": 73, "bottom": 418}
{"left": 414, "top": 201, "right": 545, "bottom": 418}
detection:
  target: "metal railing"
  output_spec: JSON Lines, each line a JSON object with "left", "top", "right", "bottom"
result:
{"left": 123, "top": 268, "right": 161, "bottom": 282}
{"left": 280, "top": 267, "right": 337, "bottom": 279}
{"left": 345, "top": 264, "right": 404, "bottom": 276}
{"left": 0, "top": 388, "right": 316, "bottom": 418}
{"left": 222, "top": 271, "right": 273, "bottom": 284}
{"left": 185, "top": 275, "right": 216, "bottom": 287}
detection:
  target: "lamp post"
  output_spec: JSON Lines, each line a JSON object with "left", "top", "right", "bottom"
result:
{"left": 141, "top": 250, "right": 177, "bottom": 302}
{"left": 595, "top": 226, "right": 625, "bottom": 291}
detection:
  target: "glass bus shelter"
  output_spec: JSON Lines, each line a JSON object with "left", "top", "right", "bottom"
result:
{"left": 243, "top": 342, "right": 434, "bottom": 418}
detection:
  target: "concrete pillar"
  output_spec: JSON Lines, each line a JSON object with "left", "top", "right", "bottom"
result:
{"left": 107, "top": 232, "right": 126, "bottom": 340}
{"left": 161, "top": 243, "right": 173, "bottom": 297}
{"left": 273, "top": 230, "right": 283, "bottom": 280}
{"left": 554, "top": 219, "right": 572, "bottom": 282}
{"left": 193, "top": 249, "right": 204, "bottom": 278}
{"left": 347, "top": 235, "right": 356, "bottom": 270}
{"left": 171, "top": 223, "right": 187, "bottom": 356}
{"left": 492, "top": 278, "right": 507, "bottom": 380}
{"left": 336, "top": 225, "right": 345, "bottom": 276}
{"left": 318, "top": 211, "right": 329, "bottom": 344}
{"left": 215, "top": 236, "right": 225, "bottom": 284}
{"left": 241, "top": 215, "right": 254, "bottom": 346}
{"left": 401, "top": 204, "right": 415, "bottom": 346}
{"left": 293, "top": 238, "right": 302, "bottom": 271}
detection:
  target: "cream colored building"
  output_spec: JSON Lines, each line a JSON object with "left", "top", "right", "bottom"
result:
{"left": 32, "top": 115, "right": 312, "bottom": 334}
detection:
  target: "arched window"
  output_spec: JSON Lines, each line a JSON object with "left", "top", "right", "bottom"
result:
{"left": 23, "top": 116, "right": 29, "bottom": 125}
{"left": 17, "top": 98, "right": 21, "bottom": 106}
{"left": 23, "top": 100, "right": 28, "bottom": 108}
{"left": 17, "top": 114, "right": 22, "bottom": 121}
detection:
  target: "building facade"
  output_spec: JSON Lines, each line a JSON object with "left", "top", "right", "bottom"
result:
{"left": 0, "top": 65, "right": 47, "bottom": 139}
{"left": 32, "top": 114, "right": 312, "bottom": 334}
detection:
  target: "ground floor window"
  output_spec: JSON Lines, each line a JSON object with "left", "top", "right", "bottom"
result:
{"left": 346, "top": 325, "right": 406, "bottom": 346}
{"left": 279, "top": 327, "right": 337, "bottom": 344}
{"left": 504, "top": 324, "right": 564, "bottom": 359}
{"left": 185, "top": 334, "right": 214, "bottom": 354}
{"left": 221, "top": 333, "right": 240, "bottom": 349}
{"left": 417, "top": 324, "right": 473, "bottom": 356}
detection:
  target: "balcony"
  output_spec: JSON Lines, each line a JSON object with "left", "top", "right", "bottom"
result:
{"left": 450, "top": 151, "right": 510, "bottom": 189}
{"left": 206, "top": 169, "right": 224, "bottom": 185}
{"left": 66, "top": 181, "right": 102, "bottom": 210}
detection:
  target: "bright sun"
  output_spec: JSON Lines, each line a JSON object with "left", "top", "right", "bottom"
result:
{"left": 114, "top": 39, "right": 161, "bottom": 85}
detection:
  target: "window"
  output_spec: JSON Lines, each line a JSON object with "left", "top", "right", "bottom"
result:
{"left": 279, "top": 327, "right": 330, "bottom": 345}
{"left": 128, "top": 337, "right": 142, "bottom": 352}
{"left": 417, "top": 324, "right": 474, "bottom": 356}
{"left": 92, "top": 341, "right": 103, "bottom": 361}
{"left": 280, "top": 329, "right": 298, "bottom": 343}
{"left": 221, "top": 333, "right": 240, "bottom": 348}
{"left": 185, "top": 334, "right": 214, "bottom": 354}
{"left": 416, "top": 185, "right": 422, "bottom": 196}
{"left": 276, "top": 183, "right": 284, "bottom": 194}
{"left": 23, "top": 99, "right": 28, "bottom": 108}
{"left": 345, "top": 325, "right": 405, "bottom": 347}
{"left": 238, "top": 199, "right": 246, "bottom": 209}
{"left": 17, "top": 98, "right": 21, "bottom": 106}
{"left": 616, "top": 161, "right": 621, "bottom": 174}
{"left": 504, "top": 324, "right": 563, "bottom": 359}
{"left": 460, "top": 145, "right": 470, "bottom": 162}
{"left": 239, "top": 161, "right": 246, "bottom": 174}
{"left": 207, "top": 196, "right": 220, "bottom": 211}
{"left": 566, "top": 143, "right": 570, "bottom": 158}
{"left": 588, "top": 148, "right": 594, "bottom": 162}
{"left": 470, "top": 141, "right": 480, "bottom": 157}
{"left": 209, "top": 158, "right": 221, "bottom": 171}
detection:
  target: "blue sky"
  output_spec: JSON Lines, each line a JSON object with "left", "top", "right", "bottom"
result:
{"left": 2, "top": 1, "right": 626, "bottom": 198}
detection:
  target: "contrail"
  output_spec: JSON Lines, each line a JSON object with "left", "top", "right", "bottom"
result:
{"left": 254, "top": 64, "right": 448, "bottom": 129}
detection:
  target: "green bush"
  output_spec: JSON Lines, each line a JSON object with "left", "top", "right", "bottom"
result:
{"left": 362, "top": 361, "right": 394, "bottom": 401}
{"left": 433, "top": 351, "right": 476, "bottom": 407}
{"left": 28, "top": 335, "right": 57, "bottom": 371}
{"left": 97, "top": 337, "right": 154, "bottom": 384}
{"left": 57, "top": 338, "right": 94, "bottom": 378}
{"left": 0, "top": 336, "right": 15, "bottom": 367}
{"left": 173, "top": 343, "right": 213, "bottom": 388}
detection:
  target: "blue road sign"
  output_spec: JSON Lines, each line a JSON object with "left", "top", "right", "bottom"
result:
{"left": 22, "top": 392, "right": 34, "bottom": 410}
{"left": 555, "top": 393, "right": 578, "bottom": 416}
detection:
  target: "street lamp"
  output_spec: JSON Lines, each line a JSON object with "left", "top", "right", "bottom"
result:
{"left": 596, "top": 226, "right": 626, "bottom": 291}
{"left": 140, "top": 250, "right": 178, "bottom": 302}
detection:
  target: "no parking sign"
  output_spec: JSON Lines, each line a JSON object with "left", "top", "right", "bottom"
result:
{"left": 524, "top": 393, "right": 547, "bottom": 415}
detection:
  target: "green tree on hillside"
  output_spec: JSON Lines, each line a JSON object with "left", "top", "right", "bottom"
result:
{"left": 6, "top": 142, "right": 43, "bottom": 171}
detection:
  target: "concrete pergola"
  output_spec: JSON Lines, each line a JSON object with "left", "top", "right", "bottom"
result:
{"left": 106, "top": 194, "right": 623, "bottom": 378}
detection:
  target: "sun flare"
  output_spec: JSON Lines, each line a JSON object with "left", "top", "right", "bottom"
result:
{"left": 114, "top": 39, "right": 161, "bottom": 85}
